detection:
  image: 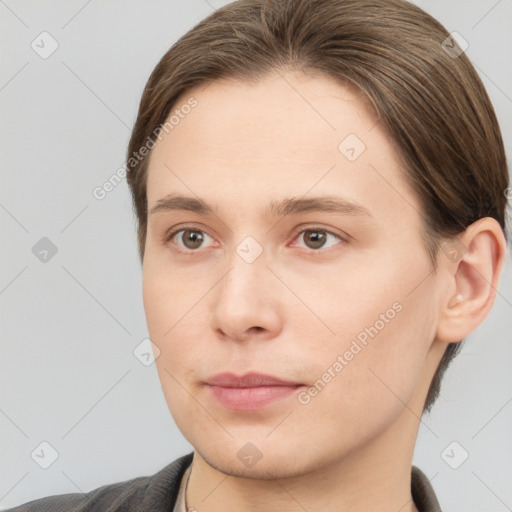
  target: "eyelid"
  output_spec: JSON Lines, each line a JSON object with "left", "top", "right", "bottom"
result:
{"left": 289, "top": 223, "right": 348, "bottom": 243}
{"left": 287, "top": 224, "right": 348, "bottom": 253}
{"left": 163, "top": 224, "right": 217, "bottom": 252}
{"left": 164, "top": 223, "right": 348, "bottom": 254}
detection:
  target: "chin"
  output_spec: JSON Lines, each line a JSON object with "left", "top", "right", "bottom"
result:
{"left": 192, "top": 435, "right": 337, "bottom": 481}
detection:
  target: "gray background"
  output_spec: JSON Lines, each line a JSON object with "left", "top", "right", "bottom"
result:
{"left": 0, "top": 0, "right": 511, "bottom": 510}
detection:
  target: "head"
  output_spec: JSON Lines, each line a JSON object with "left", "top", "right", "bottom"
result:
{"left": 126, "top": 0, "right": 508, "bottom": 476}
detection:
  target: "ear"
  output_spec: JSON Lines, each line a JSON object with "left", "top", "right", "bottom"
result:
{"left": 436, "top": 217, "right": 508, "bottom": 343}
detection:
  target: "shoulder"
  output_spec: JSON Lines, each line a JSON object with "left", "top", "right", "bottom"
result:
{"left": 411, "top": 465, "right": 442, "bottom": 512}
{"left": 4, "top": 452, "right": 194, "bottom": 512}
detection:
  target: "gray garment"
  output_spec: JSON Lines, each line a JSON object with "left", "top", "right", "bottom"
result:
{"left": 4, "top": 452, "right": 442, "bottom": 511}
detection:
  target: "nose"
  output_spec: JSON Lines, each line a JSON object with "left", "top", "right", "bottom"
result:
{"left": 210, "top": 244, "right": 282, "bottom": 343}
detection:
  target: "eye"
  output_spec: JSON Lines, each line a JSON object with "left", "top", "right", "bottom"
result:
{"left": 164, "top": 225, "right": 346, "bottom": 255}
{"left": 165, "top": 227, "right": 216, "bottom": 253}
{"left": 291, "top": 227, "right": 345, "bottom": 253}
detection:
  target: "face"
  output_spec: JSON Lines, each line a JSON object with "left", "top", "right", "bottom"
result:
{"left": 142, "top": 69, "right": 446, "bottom": 478}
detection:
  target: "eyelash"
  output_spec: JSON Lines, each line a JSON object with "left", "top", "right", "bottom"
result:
{"left": 163, "top": 225, "right": 347, "bottom": 256}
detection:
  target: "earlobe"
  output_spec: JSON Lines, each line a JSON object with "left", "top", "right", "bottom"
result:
{"left": 435, "top": 217, "right": 507, "bottom": 344}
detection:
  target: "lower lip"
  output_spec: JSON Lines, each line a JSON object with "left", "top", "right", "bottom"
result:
{"left": 207, "top": 384, "right": 302, "bottom": 411}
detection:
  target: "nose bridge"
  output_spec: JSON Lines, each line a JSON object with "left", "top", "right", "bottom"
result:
{"left": 211, "top": 233, "right": 280, "bottom": 339}
{"left": 222, "top": 233, "right": 271, "bottom": 301}
{"left": 234, "top": 233, "right": 266, "bottom": 267}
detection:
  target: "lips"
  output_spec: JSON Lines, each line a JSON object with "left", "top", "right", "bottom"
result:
{"left": 205, "top": 372, "right": 304, "bottom": 411}
{"left": 206, "top": 372, "right": 301, "bottom": 387}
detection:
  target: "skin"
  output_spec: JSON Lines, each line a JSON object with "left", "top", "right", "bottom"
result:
{"left": 142, "top": 68, "right": 507, "bottom": 512}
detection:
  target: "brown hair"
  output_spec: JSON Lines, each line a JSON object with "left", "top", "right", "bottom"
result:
{"left": 126, "top": 0, "right": 509, "bottom": 414}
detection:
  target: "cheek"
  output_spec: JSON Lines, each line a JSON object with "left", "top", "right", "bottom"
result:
{"left": 141, "top": 256, "right": 194, "bottom": 335}
{"left": 291, "top": 301, "right": 432, "bottom": 453}
{"left": 292, "top": 254, "right": 435, "bottom": 411}
{"left": 143, "top": 280, "right": 193, "bottom": 374}
{"left": 142, "top": 261, "right": 209, "bottom": 378}
{"left": 144, "top": 268, "right": 204, "bottom": 428}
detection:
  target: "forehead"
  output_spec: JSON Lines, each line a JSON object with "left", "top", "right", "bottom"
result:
{"left": 156, "top": 70, "right": 377, "bottom": 160}
{"left": 145, "top": 69, "right": 421, "bottom": 224}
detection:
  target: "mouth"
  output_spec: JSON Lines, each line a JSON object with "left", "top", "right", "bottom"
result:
{"left": 204, "top": 372, "right": 304, "bottom": 411}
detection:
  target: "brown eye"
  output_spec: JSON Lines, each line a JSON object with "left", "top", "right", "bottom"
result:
{"left": 165, "top": 227, "right": 215, "bottom": 253}
{"left": 179, "top": 229, "right": 205, "bottom": 249}
{"left": 302, "top": 229, "right": 327, "bottom": 249}
{"left": 292, "top": 227, "right": 345, "bottom": 253}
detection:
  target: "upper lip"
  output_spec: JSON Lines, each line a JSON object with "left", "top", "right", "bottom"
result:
{"left": 205, "top": 372, "right": 302, "bottom": 388}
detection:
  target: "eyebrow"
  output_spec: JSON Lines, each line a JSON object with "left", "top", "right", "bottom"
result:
{"left": 149, "top": 193, "right": 372, "bottom": 219}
